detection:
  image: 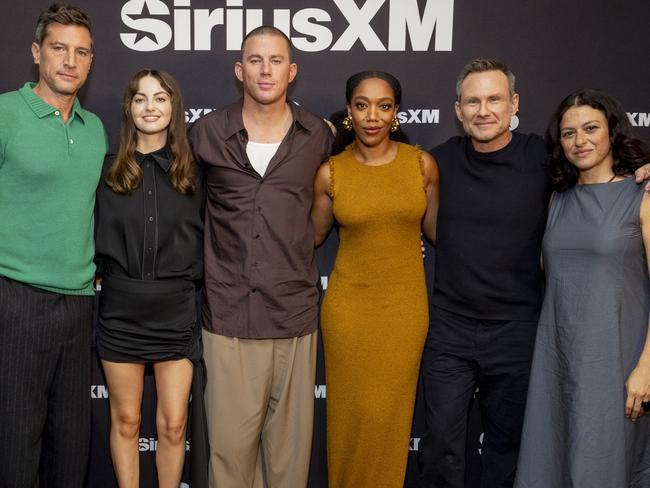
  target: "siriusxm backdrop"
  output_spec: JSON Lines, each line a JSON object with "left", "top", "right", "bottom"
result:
{"left": 2, "top": 1, "right": 650, "bottom": 487}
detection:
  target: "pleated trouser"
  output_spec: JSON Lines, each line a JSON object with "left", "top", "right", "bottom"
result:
{"left": 203, "top": 329, "right": 317, "bottom": 488}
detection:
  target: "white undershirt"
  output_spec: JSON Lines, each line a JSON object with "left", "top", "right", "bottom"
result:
{"left": 246, "top": 141, "right": 281, "bottom": 177}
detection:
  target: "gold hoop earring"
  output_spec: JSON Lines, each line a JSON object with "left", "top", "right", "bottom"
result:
{"left": 342, "top": 115, "right": 353, "bottom": 131}
{"left": 390, "top": 117, "right": 400, "bottom": 132}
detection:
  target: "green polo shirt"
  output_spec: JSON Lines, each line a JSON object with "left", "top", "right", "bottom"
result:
{"left": 0, "top": 83, "right": 107, "bottom": 295}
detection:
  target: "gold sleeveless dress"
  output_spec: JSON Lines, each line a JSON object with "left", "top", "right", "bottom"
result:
{"left": 321, "top": 142, "right": 429, "bottom": 487}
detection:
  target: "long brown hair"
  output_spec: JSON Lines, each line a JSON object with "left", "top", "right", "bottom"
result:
{"left": 106, "top": 69, "right": 196, "bottom": 194}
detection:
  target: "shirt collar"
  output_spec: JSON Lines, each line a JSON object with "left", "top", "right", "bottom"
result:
{"left": 19, "top": 82, "right": 86, "bottom": 123}
{"left": 223, "top": 98, "right": 312, "bottom": 139}
{"left": 135, "top": 145, "right": 172, "bottom": 173}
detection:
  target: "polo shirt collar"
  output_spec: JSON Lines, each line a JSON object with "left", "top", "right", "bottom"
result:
{"left": 19, "top": 82, "right": 86, "bottom": 123}
{"left": 135, "top": 145, "right": 172, "bottom": 173}
{"left": 224, "top": 98, "right": 312, "bottom": 139}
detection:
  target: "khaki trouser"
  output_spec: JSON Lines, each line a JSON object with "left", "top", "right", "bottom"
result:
{"left": 203, "top": 329, "right": 317, "bottom": 488}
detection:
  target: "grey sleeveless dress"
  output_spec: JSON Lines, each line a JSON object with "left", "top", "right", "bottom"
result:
{"left": 515, "top": 177, "right": 650, "bottom": 488}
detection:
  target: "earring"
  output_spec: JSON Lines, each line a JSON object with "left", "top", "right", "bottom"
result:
{"left": 342, "top": 115, "right": 353, "bottom": 131}
{"left": 390, "top": 117, "right": 400, "bottom": 132}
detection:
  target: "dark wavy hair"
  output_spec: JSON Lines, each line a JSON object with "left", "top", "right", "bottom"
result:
{"left": 547, "top": 88, "right": 650, "bottom": 192}
{"left": 106, "top": 69, "right": 197, "bottom": 194}
{"left": 35, "top": 3, "right": 92, "bottom": 46}
{"left": 331, "top": 70, "right": 408, "bottom": 155}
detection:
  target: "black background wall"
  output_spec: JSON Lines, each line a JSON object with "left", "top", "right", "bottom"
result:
{"left": 2, "top": 1, "right": 649, "bottom": 486}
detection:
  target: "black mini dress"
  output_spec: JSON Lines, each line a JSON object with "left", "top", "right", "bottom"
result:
{"left": 95, "top": 147, "right": 204, "bottom": 364}
{"left": 95, "top": 147, "right": 209, "bottom": 485}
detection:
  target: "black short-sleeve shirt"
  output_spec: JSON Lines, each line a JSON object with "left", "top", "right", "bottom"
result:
{"left": 432, "top": 133, "right": 551, "bottom": 321}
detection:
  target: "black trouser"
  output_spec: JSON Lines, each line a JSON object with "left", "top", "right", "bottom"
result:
{"left": 419, "top": 306, "right": 537, "bottom": 488}
{"left": 0, "top": 276, "right": 93, "bottom": 488}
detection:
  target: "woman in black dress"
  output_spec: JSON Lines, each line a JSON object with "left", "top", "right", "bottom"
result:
{"left": 95, "top": 69, "right": 204, "bottom": 488}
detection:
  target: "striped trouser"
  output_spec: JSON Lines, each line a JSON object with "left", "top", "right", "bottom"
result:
{"left": 0, "top": 276, "right": 93, "bottom": 488}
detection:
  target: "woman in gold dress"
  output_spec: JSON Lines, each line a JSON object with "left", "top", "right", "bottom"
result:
{"left": 311, "top": 71, "right": 439, "bottom": 487}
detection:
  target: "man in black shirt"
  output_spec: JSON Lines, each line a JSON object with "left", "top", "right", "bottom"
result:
{"left": 418, "top": 59, "right": 549, "bottom": 488}
{"left": 420, "top": 58, "right": 650, "bottom": 488}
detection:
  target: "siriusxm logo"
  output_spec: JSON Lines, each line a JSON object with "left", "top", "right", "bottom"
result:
{"left": 185, "top": 109, "right": 439, "bottom": 125}
{"left": 320, "top": 276, "right": 328, "bottom": 290}
{"left": 397, "top": 109, "right": 439, "bottom": 125}
{"left": 139, "top": 437, "right": 191, "bottom": 451}
{"left": 91, "top": 384, "right": 109, "bottom": 399}
{"left": 509, "top": 114, "right": 519, "bottom": 131}
{"left": 628, "top": 112, "right": 650, "bottom": 127}
{"left": 315, "top": 384, "right": 326, "bottom": 398}
{"left": 121, "top": 0, "right": 454, "bottom": 52}
{"left": 140, "top": 437, "right": 157, "bottom": 451}
{"left": 186, "top": 108, "right": 215, "bottom": 123}
{"left": 409, "top": 437, "right": 420, "bottom": 451}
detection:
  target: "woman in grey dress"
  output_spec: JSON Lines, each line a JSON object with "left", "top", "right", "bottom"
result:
{"left": 515, "top": 89, "right": 650, "bottom": 487}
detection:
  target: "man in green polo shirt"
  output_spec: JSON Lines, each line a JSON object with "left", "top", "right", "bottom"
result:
{"left": 0, "top": 4, "right": 107, "bottom": 486}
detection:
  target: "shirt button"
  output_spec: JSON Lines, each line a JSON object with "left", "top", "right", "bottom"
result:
{"left": 69, "top": 139, "right": 74, "bottom": 144}
{"left": 54, "top": 110, "right": 60, "bottom": 116}
{"left": 254, "top": 234, "right": 260, "bottom": 239}
{"left": 251, "top": 288, "right": 257, "bottom": 294}
{"left": 148, "top": 247, "right": 153, "bottom": 251}
{"left": 148, "top": 216, "right": 154, "bottom": 222}
{"left": 146, "top": 163, "right": 150, "bottom": 168}
{"left": 147, "top": 190, "right": 152, "bottom": 195}
{"left": 146, "top": 273, "right": 152, "bottom": 278}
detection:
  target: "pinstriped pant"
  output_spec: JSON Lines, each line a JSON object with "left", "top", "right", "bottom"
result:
{"left": 0, "top": 276, "right": 93, "bottom": 488}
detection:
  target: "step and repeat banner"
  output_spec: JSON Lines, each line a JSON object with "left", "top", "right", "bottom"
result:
{"left": 2, "top": 1, "right": 649, "bottom": 487}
